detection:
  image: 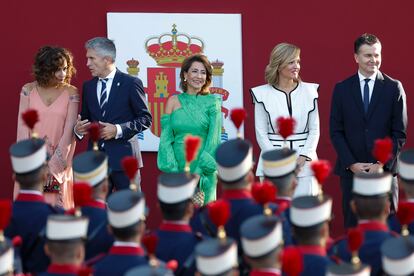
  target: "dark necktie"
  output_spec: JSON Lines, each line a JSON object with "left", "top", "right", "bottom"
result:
{"left": 363, "top": 78, "right": 370, "bottom": 113}
{"left": 99, "top": 78, "right": 109, "bottom": 117}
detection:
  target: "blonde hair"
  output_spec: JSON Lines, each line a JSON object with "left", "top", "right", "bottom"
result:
{"left": 265, "top": 43, "right": 301, "bottom": 86}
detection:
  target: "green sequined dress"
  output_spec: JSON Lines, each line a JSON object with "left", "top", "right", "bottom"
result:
{"left": 157, "top": 93, "right": 222, "bottom": 204}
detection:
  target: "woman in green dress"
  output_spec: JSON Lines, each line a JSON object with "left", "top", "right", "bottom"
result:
{"left": 157, "top": 54, "right": 222, "bottom": 204}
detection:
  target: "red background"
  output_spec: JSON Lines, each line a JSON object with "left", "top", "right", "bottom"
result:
{"left": 2, "top": 0, "right": 413, "bottom": 237}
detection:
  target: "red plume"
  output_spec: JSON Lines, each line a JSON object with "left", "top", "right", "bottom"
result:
{"left": 142, "top": 232, "right": 158, "bottom": 256}
{"left": 185, "top": 135, "right": 201, "bottom": 163}
{"left": 230, "top": 108, "right": 247, "bottom": 130}
{"left": 88, "top": 122, "right": 100, "bottom": 143}
{"left": 251, "top": 181, "right": 277, "bottom": 205}
{"left": 73, "top": 182, "right": 92, "bottom": 208}
{"left": 277, "top": 117, "right": 296, "bottom": 139}
{"left": 347, "top": 227, "right": 364, "bottom": 252}
{"left": 311, "top": 160, "right": 332, "bottom": 184}
{"left": 397, "top": 201, "right": 414, "bottom": 226}
{"left": 22, "top": 109, "right": 39, "bottom": 130}
{"left": 166, "top": 260, "right": 178, "bottom": 272}
{"left": 281, "top": 246, "right": 303, "bottom": 276}
{"left": 0, "top": 200, "right": 12, "bottom": 231}
{"left": 373, "top": 137, "right": 393, "bottom": 164}
{"left": 122, "top": 156, "right": 138, "bottom": 180}
{"left": 12, "top": 236, "right": 22, "bottom": 247}
{"left": 208, "top": 199, "right": 231, "bottom": 228}
{"left": 65, "top": 208, "right": 76, "bottom": 216}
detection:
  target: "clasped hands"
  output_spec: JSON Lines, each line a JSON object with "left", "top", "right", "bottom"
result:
{"left": 350, "top": 162, "right": 383, "bottom": 174}
{"left": 75, "top": 115, "right": 117, "bottom": 140}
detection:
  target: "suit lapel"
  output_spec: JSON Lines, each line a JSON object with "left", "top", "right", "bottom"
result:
{"left": 350, "top": 74, "right": 365, "bottom": 116}
{"left": 366, "top": 71, "right": 384, "bottom": 119}
{"left": 104, "top": 70, "right": 122, "bottom": 120}
{"left": 89, "top": 78, "right": 101, "bottom": 119}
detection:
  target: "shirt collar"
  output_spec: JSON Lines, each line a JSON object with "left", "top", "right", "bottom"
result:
{"left": 100, "top": 68, "right": 116, "bottom": 81}
{"left": 19, "top": 189, "right": 43, "bottom": 195}
{"left": 358, "top": 71, "right": 377, "bottom": 83}
{"left": 250, "top": 268, "right": 281, "bottom": 276}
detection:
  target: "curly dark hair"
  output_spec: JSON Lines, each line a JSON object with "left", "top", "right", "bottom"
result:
{"left": 179, "top": 54, "right": 212, "bottom": 95}
{"left": 33, "top": 46, "right": 76, "bottom": 87}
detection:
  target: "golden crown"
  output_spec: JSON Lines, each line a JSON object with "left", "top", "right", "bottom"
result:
{"left": 126, "top": 58, "right": 139, "bottom": 68}
{"left": 145, "top": 24, "right": 204, "bottom": 67}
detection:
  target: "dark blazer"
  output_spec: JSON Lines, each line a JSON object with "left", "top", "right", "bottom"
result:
{"left": 330, "top": 71, "right": 407, "bottom": 177}
{"left": 80, "top": 70, "right": 152, "bottom": 171}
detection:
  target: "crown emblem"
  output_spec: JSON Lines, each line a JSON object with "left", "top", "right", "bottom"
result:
{"left": 145, "top": 24, "right": 204, "bottom": 67}
{"left": 126, "top": 58, "right": 140, "bottom": 76}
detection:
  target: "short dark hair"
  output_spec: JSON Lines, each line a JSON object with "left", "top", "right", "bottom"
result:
{"left": 179, "top": 54, "right": 212, "bottom": 95}
{"left": 352, "top": 194, "right": 388, "bottom": 220}
{"left": 46, "top": 240, "right": 83, "bottom": 261}
{"left": 354, "top": 33, "right": 381, "bottom": 53}
{"left": 265, "top": 173, "right": 295, "bottom": 195}
{"left": 110, "top": 221, "right": 143, "bottom": 241}
{"left": 159, "top": 200, "right": 191, "bottom": 221}
{"left": 33, "top": 46, "right": 76, "bottom": 87}
{"left": 292, "top": 222, "right": 325, "bottom": 245}
{"left": 14, "top": 164, "right": 47, "bottom": 189}
{"left": 402, "top": 180, "right": 414, "bottom": 198}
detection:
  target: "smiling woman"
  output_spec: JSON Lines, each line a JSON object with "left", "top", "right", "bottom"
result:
{"left": 15, "top": 46, "right": 79, "bottom": 209}
{"left": 157, "top": 54, "right": 222, "bottom": 205}
{"left": 250, "top": 42, "right": 321, "bottom": 198}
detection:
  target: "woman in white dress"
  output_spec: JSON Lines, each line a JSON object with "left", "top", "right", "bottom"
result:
{"left": 250, "top": 42, "right": 320, "bottom": 197}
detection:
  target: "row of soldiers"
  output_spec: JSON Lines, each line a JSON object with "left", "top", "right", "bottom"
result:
{"left": 2, "top": 110, "right": 414, "bottom": 275}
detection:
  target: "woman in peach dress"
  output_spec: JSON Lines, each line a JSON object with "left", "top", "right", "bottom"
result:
{"left": 15, "top": 46, "right": 79, "bottom": 209}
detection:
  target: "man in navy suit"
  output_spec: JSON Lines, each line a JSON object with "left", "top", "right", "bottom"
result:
{"left": 330, "top": 33, "right": 407, "bottom": 228}
{"left": 75, "top": 37, "right": 152, "bottom": 191}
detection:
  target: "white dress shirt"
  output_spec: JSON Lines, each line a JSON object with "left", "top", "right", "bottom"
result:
{"left": 74, "top": 69, "right": 122, "bottom": 139}
{"left": 358, "top": 71, "right": 377, "bottom": 103}
{"left": 98, "top": 69, "right": 122, "bottom": 139}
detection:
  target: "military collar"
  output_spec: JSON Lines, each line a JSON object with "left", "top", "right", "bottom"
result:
{"left": 159, "top": 221, "right": 192, "bottom": 233}
{"left": 16, "top": 191, "right": 45, "bottom": 202}
{"left": 296, "top": 245, "right": 326, "bottom": 256}
{"left": 358, "top": 220, "right": 389, "bottom": 232}
{"left": 47, "top": 263, "right": 81, "bottom": 274}
{"left": 222, "top": 189, "right": 252, "bottom": 200}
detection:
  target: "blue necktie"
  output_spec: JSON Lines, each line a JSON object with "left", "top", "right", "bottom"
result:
{"left": 99, "top": 78, "right": 108, "bottom": 117}
{"left": 363, "top": 78, "right": 370, "bottom": 113}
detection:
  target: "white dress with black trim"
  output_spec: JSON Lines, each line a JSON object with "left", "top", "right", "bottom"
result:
{"left": 250, "top": 81, "right": 320, "bottom": 197}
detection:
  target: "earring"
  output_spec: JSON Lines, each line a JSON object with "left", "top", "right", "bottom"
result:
{"left": 184, "top": 78, "right": 187, "bottom": 82}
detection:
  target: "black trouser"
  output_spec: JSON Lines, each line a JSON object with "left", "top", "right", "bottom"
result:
{"left": 107, "top": 169, "right": 141, "bottom": 196}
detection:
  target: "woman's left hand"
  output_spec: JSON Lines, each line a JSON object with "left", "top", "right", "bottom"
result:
{"left": 295, "top": 156, "right": 307, "bottom": 175}
{"left": 296, "top": 155, "right": 307, "bottom": 170}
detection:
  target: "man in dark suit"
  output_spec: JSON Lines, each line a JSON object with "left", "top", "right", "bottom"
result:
{"left": 75, "top": 37, "right": 152, "bottom": 191}
{"left": 330, "top": 33, "right": 407, "bottom": 228}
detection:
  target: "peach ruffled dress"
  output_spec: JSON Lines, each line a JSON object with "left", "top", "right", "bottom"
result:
{"left": 15, "top": 85, "right": 78, "bottom": 209}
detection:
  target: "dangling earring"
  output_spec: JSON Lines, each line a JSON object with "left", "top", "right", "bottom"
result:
{"left": 184, "top": 78, "right": 187, "bottom": 82}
